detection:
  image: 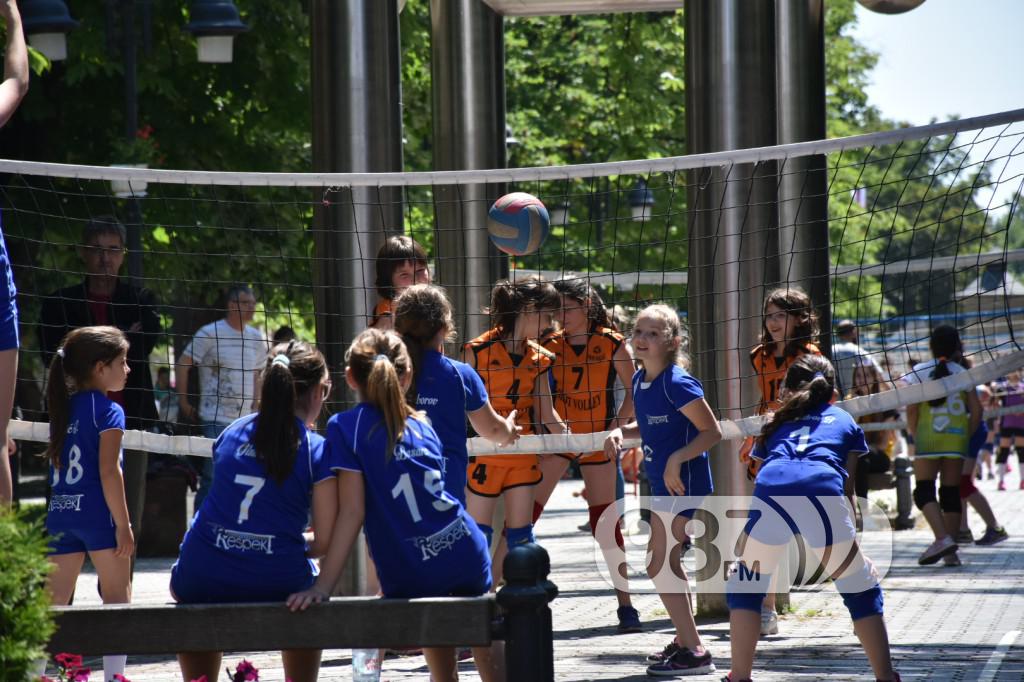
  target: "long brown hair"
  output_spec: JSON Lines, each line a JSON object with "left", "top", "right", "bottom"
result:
{"left": 46, "top": 326, "right": 129, "bottom": 467}
{"left": 760, "top": 287, "right": 819, "bottom": 357}
{"left": 393, "top": 284, "right": 455, "bottom": 404}
{"left": 553, "top": 277, "right": 614, "bottom": 330}
{"left": 374, "top": 235, "right": 429, "bottom": 301}
{"left": 757, "top": 354, "right": 836, "bottom": 447}
{"left": 252, "top": 340, "right": 327, "bottom": 484}
{"left": 927, "top": 324, "right": 962, "bottom": 407}
{"left": 487, "top": 276, "right": 559, "bottom": 338}
{"left": 346, "top": 328, "right": 422, "bottom": 456}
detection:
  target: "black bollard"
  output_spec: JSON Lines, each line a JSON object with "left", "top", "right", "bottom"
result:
{"left": 496, "top": 542, "right": 556, "bottom": 682}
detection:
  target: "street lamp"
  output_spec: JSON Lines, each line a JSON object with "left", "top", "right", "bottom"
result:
{"left": 628, "top": 178, "right": 655, "bottom": 222}
{"left": 186, "top": 0, "right": 249, "bottom": 64}
{"left": 549, "top": 201, "right": 570, "bottom": 226}
{"left": 20, "top": 0, "right": 78, "bottom": 61}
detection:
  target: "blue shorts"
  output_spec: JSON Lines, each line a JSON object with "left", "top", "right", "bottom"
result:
{"left": 47, "top": 520, "right": 117, "bottom": 555}
{"left": 171, "top": 532, "right": 317, "bottom": 603}
{"left": 745, "top": 463, "right": 855, "bottom": 549}
{"left": 967, "top": 423, "right": 988, "bottom": 461}
{"left": 648, "top": 477, "right": 706, "bottom": 520}
{"left": 0, "top": 229, "right": 19, "bottom": 351}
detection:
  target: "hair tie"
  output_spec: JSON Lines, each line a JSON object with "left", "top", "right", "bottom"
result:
{"left": 936, "top": 355, "right": 948, "bottom": 362}
{"left": 272, "top": 353, "right": 291, "bottom": 368}
{"left": 56, "top": 348, "right": 65, "bottom": 359}
{"left": 812, "top": 371, "right": 824, "bottom": 380}
{"left": 374, "top": 353, "right": 390, "bottom": 364}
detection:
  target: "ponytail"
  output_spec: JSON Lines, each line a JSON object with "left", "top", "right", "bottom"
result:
{"left": 44, "top": 326, "right": 129, "bottom": 468}
{"left": 346, "top": 328, "right": 419, "bottom": 457}
{"left": 252, "top": 341, "right": 327, "bottom": 484}
{"left": 927, "top": 324, "right": 962, "bottom": 407}
{"left": 757, "top": 355, "right": 836, "bottom": 447}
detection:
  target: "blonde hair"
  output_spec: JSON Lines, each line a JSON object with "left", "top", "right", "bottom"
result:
{"left": 634, "top": 304, "right": 688, "bottom": 368}
{"left": 345, "top": 328, "right": 422, "bottom": 456}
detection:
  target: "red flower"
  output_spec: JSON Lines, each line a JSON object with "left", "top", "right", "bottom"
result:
{"left": 71, "top": 668, "right": 91, "bottom": 682}
{"left": 54, "top": 653, "right": 83, "bottom": 670}
{"left": 230, "top": 659, "right": 259, "bottom": 682}
{"left": 190, "top": 677, "right": 208, "bottom": 682}
{"left": 113, "top": 675, "right": 131, "bottom": 682}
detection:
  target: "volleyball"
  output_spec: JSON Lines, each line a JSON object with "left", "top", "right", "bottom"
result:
{"left": 487, "top": 192, "right": 550, "bottom": 256}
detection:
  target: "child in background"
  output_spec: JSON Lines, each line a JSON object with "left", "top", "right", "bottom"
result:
{"left": 723, "top": 355, "right": 899, "bottom": 682}
{"left": 995, "top": 370, "right": 1024, "bottom": 490}
{"left": 604, "top": 304, "right": 722, "bottom": 676}
{"left": 171, "top": 341, "right": 337, "bottom": 682}
{"left": 44, "top": 326, "right": 134, "bottom": 682}
{"left": 287, "top": 329, "right": 500, "bottom": 682}
{"left": 370, "top": 236, "right": 431, "bottom": 330}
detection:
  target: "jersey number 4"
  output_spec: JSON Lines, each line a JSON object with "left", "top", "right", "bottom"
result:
{"left": 391, "top": 471, "right": 453, "bottom": 523}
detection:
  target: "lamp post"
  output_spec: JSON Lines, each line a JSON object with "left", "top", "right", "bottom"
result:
{"left": 20, "top": 0, "right": 78, "bottom": 61}
{"left": 628, "top": 178, "right": 655, "bottom": 222}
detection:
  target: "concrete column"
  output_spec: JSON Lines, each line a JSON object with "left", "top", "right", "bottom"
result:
{"left": 685, "top": 0, "right": 778, "bottom": 614}
{"left": 776, "top": 0, "right": 831, "bottom": 356}
{"left": 430, "top": 0, "right": 507, "bottom": 345}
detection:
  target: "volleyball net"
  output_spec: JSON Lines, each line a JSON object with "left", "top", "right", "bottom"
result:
{"left": 4, "top": 107, "right": 1024, "bottom": 457}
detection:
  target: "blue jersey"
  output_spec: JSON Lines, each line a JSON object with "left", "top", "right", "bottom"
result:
{"left": 632, "top": 365, "right": 713, "bottom": 497}
{"left": 47, "top": 391, "right": 125, "bottom": 536}
{"left": 327, "top": 405, "right": 491, "bottom": 599}
{"left": 414, "top": 349, "right": 488, "bottom": 503}
{"left": 751, "top": 403, "right": 869, "bottom": 487}
{"left": 0, "top": 226, "right": 18, "bottom": 350}
{"left": 172, "top": 414, "right": 332, "bottom": 602}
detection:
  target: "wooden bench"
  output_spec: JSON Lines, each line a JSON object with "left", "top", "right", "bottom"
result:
{"left": 49, "top": 544, "right": 558, "bottom": 682}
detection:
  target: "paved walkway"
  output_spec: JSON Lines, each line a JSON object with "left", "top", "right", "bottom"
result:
{"left": 63, "top": 475, "right": 1024, "bottom": 681}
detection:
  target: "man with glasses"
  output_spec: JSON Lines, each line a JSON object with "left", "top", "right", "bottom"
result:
{"left": 176, "top": 285, "right": 269, "bottom": 510}
{"left": 40, "top": 215, "right": 162, "bottom": 539}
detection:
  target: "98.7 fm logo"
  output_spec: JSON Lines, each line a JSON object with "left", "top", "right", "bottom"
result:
{"left": 589, "top": 495, "right": 894, "bottom": 596}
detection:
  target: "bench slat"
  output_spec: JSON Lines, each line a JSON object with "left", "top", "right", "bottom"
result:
{"left": 50, "top": 597, "right": 498, "bottom": 655}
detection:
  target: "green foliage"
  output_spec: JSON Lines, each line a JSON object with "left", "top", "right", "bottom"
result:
{"left": 0, "top": 508, "right": 55, "bottom": 680}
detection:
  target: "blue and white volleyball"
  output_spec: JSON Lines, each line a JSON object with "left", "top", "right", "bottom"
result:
{"left": 487, "top": 192, "right": 550, "bottom": 256}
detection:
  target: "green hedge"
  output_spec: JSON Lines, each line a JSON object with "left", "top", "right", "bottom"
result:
{"left": 0, "top": 507, "right": 54, "bottom": 681}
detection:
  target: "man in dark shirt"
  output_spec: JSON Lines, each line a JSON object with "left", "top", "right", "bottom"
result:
{"left": 40, "top": 216, "right": 161, "bottom": 542}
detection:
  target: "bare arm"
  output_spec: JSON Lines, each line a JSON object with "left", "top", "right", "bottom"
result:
{"left": 305, "top": 475, "right": 339, "bottom": 558}
{"left": 0, "top": 1, "right": 28, "bottom": 129}
{"left": 98, "top": 429, "right": 135, "bottom": 558}
{"left": 286, "top": 470, "right": 365, "bottom": 611}
{"left": 611, "top": 342, "right": 635, "bottom": 427}
{"left": 468, "top": 403, "right": 521, "bottom": 447}
{"left": 603, "top": 420, "right": 640, "bottom": 458}
{"left": 175, "top": 354, "right": 195, "bottom": 420}
{"left": 662, "top": 398, "right": 723, "bottom": 496}
{"left": 535, "top": 371, "right": 568, "bottom": 435}
{"left": 966, "top": 389, "right": 982, "bottom": 438}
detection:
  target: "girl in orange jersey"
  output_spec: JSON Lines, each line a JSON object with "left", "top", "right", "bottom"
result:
{"left": 532, "top": 278, "right": 641, "bottom": 631}
{"left": 369, "top": 236, "right": 431, "bottom": 330}
{"left": 743, "top": 287, "right": 821, "bottom": 636}
{"left": 463, "top": 277, "right": 566, "bottom": 557}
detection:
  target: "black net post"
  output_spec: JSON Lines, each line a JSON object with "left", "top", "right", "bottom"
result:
{"left": 496, "top": 543, "right": 556, "bottom": 682}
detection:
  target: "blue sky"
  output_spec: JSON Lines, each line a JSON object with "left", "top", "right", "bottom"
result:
{"left": 850, "top": 0, "right": 1024, "bottom": 210}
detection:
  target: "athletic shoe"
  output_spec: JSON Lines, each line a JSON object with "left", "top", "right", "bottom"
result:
{"left": 876, "top": 673, "right": 902, "bottom": 682}
{"left": 760, "top": 605, "right": 779, "bottom": 636}
{"left": 954, "top": 529, "right": 974, "bottom": 544}
{"left": 987, "top": 471, "right": 995, "bottom": 480}
{"left": 646, "top": 648, "right": 716, "bottom": 677}
{"left": 918, "top": 536, "right": 958, "bottom": 565}
{"left": 942, "top": 552, "right": 962, "bottom": 567}
{"left": 646, "top": 639, "right": 681, "bottom": 663}
{"left": 616, "top": 605, "right": 642, "bottom": 633}
{"left": 578, "top": 521, "right": 592, "bottom": 532}
{"left": 975, "top": 526, "right": 1009, "bottom": 546}
{"left": 720, "top": 675, "right": 752, "bottom": 682}
{"left": 998, "top": 480, "right": 1007, "bottom": 491}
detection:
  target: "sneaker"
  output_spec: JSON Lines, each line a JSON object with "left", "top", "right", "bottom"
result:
{"left": 877, "top": 673, "right": 902, "bottom": 682}
{"left": 987, "top": 471, "right": 995, "bottom": 480}
{"left": 646, "top": 648, "right": 716, "bottom": 677}
{"left": 760, "top": 605, "right": 779, "bottom": 636}
{"left": 975, "top": 526, "right": 1009, "bottom": 546}
{"left": 720, "top": 675, "right": 752, "bottom": 682}
{"left": 942, "top": 552, "right": 962, "bottom": 567}
{"left": 616, "top": 605, "right": 642, "bottom": 633}
{"left": 954, "top": 529, "right": 974, "bottom": 544}
{"left": 998, "top": 480, "right": 1007, "bottom": 491}
{"left": 918, "top": 536, "right": 958, "bottom": 565}
{"left": 646, "top": 639, "right": 681, "bottom": 663}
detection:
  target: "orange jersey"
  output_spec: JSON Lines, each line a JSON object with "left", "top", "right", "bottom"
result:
{"left": 370, "top": 298, "right": 392, "bottom": 327}
{"left": 466, "top": 327, "right": 555, "bottom": 466}
{"left": 750, "top": 343, "right": 821, "bottom": 415}
{"left": 545, "top": 326, "right": 625, "bottom": 434}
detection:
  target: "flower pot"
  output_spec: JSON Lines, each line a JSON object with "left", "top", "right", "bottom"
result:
{"left": 110, "top": 163, "right": 149, "bottom": 198}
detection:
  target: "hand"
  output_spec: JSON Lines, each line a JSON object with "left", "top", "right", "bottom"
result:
{"left": 663, "top": 454, "right": 686, "bottom": 496}
{"left": 603, "top": 428, "right": 623, "bottom": 459}
{"left": 286, "top": 585, "right": 330, "bottom": 612}
{"left": 114, "top": 524, "right": 135, "bottom": 558}
{"left": 502, "top": 410, "right": 522, "bottom": 446}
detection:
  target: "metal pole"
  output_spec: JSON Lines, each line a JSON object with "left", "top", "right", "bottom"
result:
{"left": 430, "top": 0, "right": 507, "bottom": 345}
{"left": 120, "top": 0, "right": 142, "bottom": 286}
{"left": 776, "top": 0, "right": 831, "bottom": 357}
{"left": 311, "top": 0, "right": 404, "bottom": 595}
{"left": 686, "top": 0, "right": 778, "bottom": 615}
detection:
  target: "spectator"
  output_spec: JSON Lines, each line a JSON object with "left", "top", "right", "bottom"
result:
{"left": 39, "top": 215, "right": 161, "bottom": 534}
{"left": 176, "top": 285, "right": 269, "bottom": 509}
{"left": 153, "top": 366, "right": 177, "bottom": 424}
{"left": 832, "top": 319, "right": 882, "bottom": 397}
{"left": 0, "top": 0, "right": 29, "bottom": 506}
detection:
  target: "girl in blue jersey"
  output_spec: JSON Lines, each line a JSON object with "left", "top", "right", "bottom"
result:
{"left": 900, "top": 325, "right": 981, "bottom": 567}
{"left": 723, "top": 355, "right": 899, "bottom": 682}
{"left": 171, "top": 340, "right": 336, "bottom": 682}
{"left": 603, "top": 304, "right": 723, "bottom": 677}
{"left": 393, "top": 283, "right": 522, "bottom": 504}
{"left": 287, "top": 328, "right": 500, "bottom": 682}
{"left": 45, "top": 326, "right": 134, "bottom": 682}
